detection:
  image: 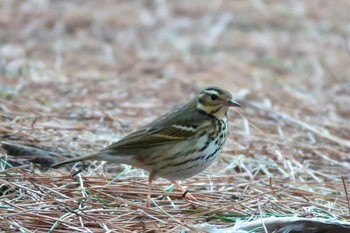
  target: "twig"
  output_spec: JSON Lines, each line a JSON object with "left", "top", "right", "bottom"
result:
{"left": 341, "top": 175, "right": 350, "bottom": 213}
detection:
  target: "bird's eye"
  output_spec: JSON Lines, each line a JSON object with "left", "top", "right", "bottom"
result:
{"left": 210, "top": 94, "right": 218, "bottom": 100}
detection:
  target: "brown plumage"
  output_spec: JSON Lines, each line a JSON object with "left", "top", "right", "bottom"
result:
{"left": 52, "top": 86, "right": 240, "bottom": 207}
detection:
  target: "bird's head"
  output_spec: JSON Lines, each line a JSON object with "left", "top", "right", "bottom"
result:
{"left": 197, "top": 86, "right": 241, "bottom": 118}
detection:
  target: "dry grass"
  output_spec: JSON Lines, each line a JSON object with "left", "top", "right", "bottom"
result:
{"left": 1, "top": 0, "right": 350, "bottom": 232}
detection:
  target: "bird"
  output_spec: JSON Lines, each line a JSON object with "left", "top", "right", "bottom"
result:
{"left": 52, "top": 86, "right": 241, "bottom": 207}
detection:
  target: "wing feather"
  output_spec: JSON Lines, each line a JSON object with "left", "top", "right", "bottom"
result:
{"left": 101, "top": 100, "right": 211, "bottom": 152}
{"left": 103, "top": 124, "right": 198, "bottom": 150}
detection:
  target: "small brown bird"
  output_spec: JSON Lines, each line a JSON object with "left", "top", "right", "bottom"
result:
{"left": 52, "top": 86, "right": 240, "bottom": 207}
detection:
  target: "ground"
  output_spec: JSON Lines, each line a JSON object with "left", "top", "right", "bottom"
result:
{"left": 1, "top": 0, "right": 350, "bottom": 232}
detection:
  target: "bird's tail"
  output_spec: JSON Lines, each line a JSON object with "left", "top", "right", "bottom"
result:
{"left": 51, "top": 153, "right": 101, "bottom": 168}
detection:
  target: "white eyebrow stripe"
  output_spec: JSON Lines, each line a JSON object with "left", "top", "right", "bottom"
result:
{"left": 203, "top": 90, "right": 219, "bottom": 96}
{"left": 172, "top": 125, "right": 197, "bottom": 132}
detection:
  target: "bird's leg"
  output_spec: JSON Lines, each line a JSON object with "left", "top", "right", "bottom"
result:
{"left": 146, "top": 175, "right": 153, "bottom": 207}
{"left": 172, "top": 181, "right": 198, "bottom": 202}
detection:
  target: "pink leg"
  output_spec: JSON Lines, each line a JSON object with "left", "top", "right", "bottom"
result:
{"left": 172, "top": 181, "right": 198, "bottom": 202}
{"left": 146, "top": 176, "right": 153, "bottom": 208}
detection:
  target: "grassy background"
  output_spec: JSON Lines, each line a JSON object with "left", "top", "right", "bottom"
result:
{"left": 1, "top": 0, "right": 350, "bottom": 232}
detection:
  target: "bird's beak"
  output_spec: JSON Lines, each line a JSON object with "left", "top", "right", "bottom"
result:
{"left": 226, "top": 99, "right": 241, "bottom": 107}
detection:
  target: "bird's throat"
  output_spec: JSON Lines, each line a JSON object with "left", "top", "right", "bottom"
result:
{"left": 197, "top": 103, "right": 228, "bottom": 119}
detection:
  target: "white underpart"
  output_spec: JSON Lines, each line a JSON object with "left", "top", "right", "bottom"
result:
{"left": 159, "top": 118, "right": 228, "bottom": 180}
{"left": 158, "top": 136, "right": 221, "bottom": 180}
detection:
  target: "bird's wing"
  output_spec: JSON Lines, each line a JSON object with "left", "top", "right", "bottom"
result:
{"left": 104, "top": 124, "right": 198, "bottom": 149}
{"left": 101, "top": 105, "right": 210, "bottom": 151}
